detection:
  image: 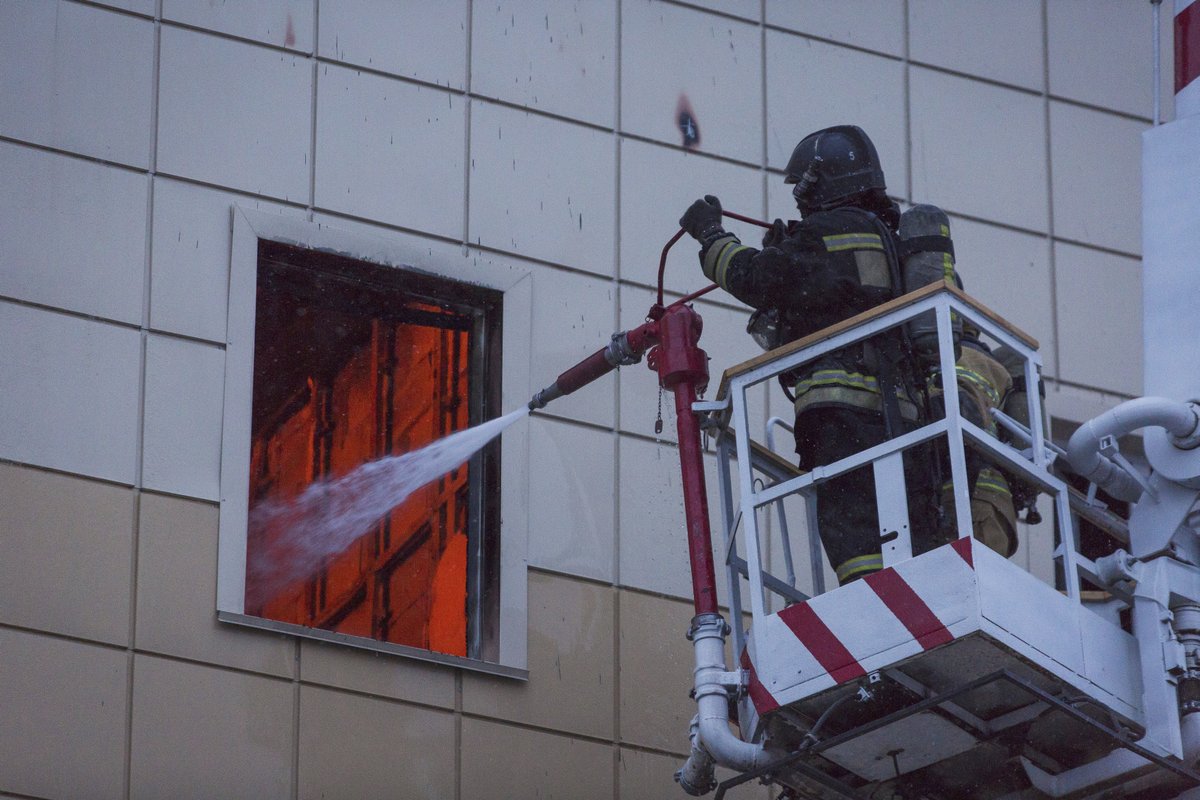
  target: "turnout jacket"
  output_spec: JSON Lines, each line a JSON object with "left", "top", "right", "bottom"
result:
{"left": 701, "top": 206, "right": 917, "bottom": 419}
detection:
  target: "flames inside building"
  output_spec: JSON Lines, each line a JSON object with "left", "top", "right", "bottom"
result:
{"left": 244, "top": 242, "right": 501, "bottom": 659}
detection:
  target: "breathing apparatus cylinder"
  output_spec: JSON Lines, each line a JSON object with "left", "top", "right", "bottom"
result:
{"left": 900, "top": 204, "right": 961, "bottom": 371}
{"left": 992, "top": 345, "right": 1046, "bottom": 439}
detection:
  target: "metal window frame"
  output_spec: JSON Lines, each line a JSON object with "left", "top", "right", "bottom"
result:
{"left": 217, "top": 207, "right": 532, "bottom": 679}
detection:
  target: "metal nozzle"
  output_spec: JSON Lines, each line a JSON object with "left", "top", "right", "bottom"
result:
{"left": 528, "top": 383, "right": 564, "bottom": 411}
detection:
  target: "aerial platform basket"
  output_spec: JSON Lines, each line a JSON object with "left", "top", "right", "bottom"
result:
{"left": 701, "top": 284, "right": 1200, "bottom": 798}
{"left": 737, "top": 537, "right": 1158, "bottom": 796}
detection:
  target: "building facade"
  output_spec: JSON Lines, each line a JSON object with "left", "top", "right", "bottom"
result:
{"left": 0, "top": 1, "right": 1170, "bottom": 798}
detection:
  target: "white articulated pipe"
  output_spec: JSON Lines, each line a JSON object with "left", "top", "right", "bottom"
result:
{"left": 676, "top": 614, "right": 778, "bottom": 795}
{"left": 1066, "top": 398, "right": 1200, "bottom": 502}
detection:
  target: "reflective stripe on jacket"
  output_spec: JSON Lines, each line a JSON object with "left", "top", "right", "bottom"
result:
{"left": 835, "top": 552, "right": 883, "bottom": 584}
{"left": 792, "top": 369, "right": 919, "bottom": 421}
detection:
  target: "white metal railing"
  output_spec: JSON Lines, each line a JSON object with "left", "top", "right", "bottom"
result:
{"left": 702, "top": 285, "right": 1090, "bottom": 660}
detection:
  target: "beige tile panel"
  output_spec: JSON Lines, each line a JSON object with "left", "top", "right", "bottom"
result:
{"left": 621, "top": 0, "right": 762, "bottom": 164}
{"left": 529, "top": 265, "right": 619, "bottom": 429}
{"left": 299, "top": 638, "right": 455, "bottom": 709}
{"left": 1044, "top": 380, "right": 1134, "bottom": 427}
{"left": 315, "top": 65, "right": 466, "bottom": 239}
{"left": 675, "top": 0, "right": 760, "bottom": 21}
{"left": 136, "top": 493, "right": 297, "bottom": 678}
{"left": 297, "top": 686, "right": 455, "bottom": 800}
{"left": 618, "top": 589, "right": 698, "bottom": 752}
{"left": 0, "top": 302, "right": 142, "bottom": 484}
{"left": 0, "top": 142, "right": 148, "bottom": 326}
{"left": 617, "top": 434, "right": 745, "bottom": 607}
{"left": 909, "top": 0, "right": 1043, "bottom": 91}
{"left": 1046, "top": 0, "right": 1158, "bottom": 118}
{"left": 150, "top": 177, "right": 306, "bottom": 344}
{"left": 618, "top": 747, "right": 771, "bottom": 799}
{"left": 527, "top": 417, "right": 617, "bottom": 583}
{"left": 1053, "top": 242, "right": 1143, "bottom": 397}
{"left": 766, "top": 0, "right": 904, "bottom": 56}
{"left": 463, "top": 572, "right": 615, "bottom": 739}
{"left": 0, "top": 629, "right": 128, "bottom": 800}
{"left": 157, "top": 26, "right": 311, "bottom": 202}
{"left": 765, "top": 32, "right": 906, "bottom": 195}
{"left": 129, "top": 655, "right": 294, "bottom": 800}
{"left": 1049, "top": 102, "right": 1146, "bottom": 256}
{"left": 163, "top": 0, "right": 313, "bottom": 52}
{"left": 318, "top": 0, "right": 468, "bottom": 90}
{"left": 0, "top": 1, "right": 154, "bottom": 168}
{"left": 0, "top": 463, "right": 134, "bottom": 645}
{"left": 89, "top": 0, "right": 156, "bottom": 15}
{"left": 469, "top": 101, "right": 617, "bottom": 277}
{"left": 910, "top": 67, "right": 1048, "bottom": 233}
{"left": 471, "top": 0, "right": 617, "bottom": 127}
{"left": 949, "top": 216, "right": 1056, "bottom": 377}
{"left": 461, "top": 717, "right": 614, "bottom": 800}
{"left": 141, "top": 335, "right": 226, "bottom": 501}
{"left": 617, "top": 137, "right": 763, "bottom": 297}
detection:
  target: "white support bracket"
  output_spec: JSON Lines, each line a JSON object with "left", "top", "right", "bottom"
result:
{"left": 873, "top": 452, "right": 913, "bottom": 566}
{"left": 1100, "top": 434, "right": 1159, "bottom": 500}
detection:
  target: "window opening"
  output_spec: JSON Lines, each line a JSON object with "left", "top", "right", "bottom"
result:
{"left": 244, "top": 241, "right": 502, "bottom": 660}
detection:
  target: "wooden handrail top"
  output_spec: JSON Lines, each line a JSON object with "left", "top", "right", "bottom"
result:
{"left": 714, "top": 281, "right": 1038, "bottom": 402}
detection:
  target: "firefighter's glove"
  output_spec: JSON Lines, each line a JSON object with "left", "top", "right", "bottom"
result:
{"left": 762, "top": 218, "right": 801, "bottom": 248}
{"left": 680, "top": 195, "right": 725, "bottom": 242}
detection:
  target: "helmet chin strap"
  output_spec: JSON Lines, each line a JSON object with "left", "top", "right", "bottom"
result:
{"left": 792, "top": 161, "right": 821, "bottom": 212}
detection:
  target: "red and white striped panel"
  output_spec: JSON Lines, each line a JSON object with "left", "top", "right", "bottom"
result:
{"left": 746, "top": 538, "right": 980, "bottom": 715}
{"left": 1179, "top": 0, "right": 1200, "bottom": 117}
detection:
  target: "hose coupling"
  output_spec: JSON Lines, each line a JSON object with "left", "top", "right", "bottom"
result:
{"left": 604, "top": 331, "right": 644, "bottom": 367}
{"left": 1172, "top": 401, "right": 1200, "bottom": 451}
{"left": 686, "top": 613, "right": 729, "bottom": 642}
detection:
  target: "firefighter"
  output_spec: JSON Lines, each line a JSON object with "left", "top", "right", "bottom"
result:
{"left": 680, "top": 125, "right": 936, "bottom": 585}
{"left": 938, "top": 320, "right": 1019, "bottom": 558}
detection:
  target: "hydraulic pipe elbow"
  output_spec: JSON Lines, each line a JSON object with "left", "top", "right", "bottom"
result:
{"left": 676, "top": 614, "right": 779, "bottom": 795}
{"left": 676, "top": 716, "right": 717, "bottom": 796}
{"left": 1065, "top": 398, "right": 1198, "bottom": 503}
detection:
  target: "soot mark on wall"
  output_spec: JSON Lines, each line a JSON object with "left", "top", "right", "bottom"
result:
{"left": 676, "top": 94, "right": 700, "bottom": 150}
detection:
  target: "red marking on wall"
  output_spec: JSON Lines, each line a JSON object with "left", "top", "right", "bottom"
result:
{"left": 951, "top": 536, "right": 974, "bottom": 569}
{"left": 1177, "top": 0, "right": 1200, "bottom": 93}
{"left": 285, "top": 13, "right": 296, "bottom": 48}
{"left": 778, "top": 602, "right": 866, "bottom": 684}
{"left": 741, "top": 646, "right": 780, "bottom": 714}
{"left": 864, "top": 569, "right": 954, "bottom": 650}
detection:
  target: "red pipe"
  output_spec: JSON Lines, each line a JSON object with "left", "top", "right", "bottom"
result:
{"left": 647, "top": 304, "right": 718, "bottom": 616}
{"left": 535, "top": 208, "right": 763, "bottom": 614}
{"left": 673, "top": 379, "right": 719, "bottom": 615}
{"left": 722, "top": 210, "right": 773, "bottom": 229}
{"left": 528, "top": 319, "right": 659, "bottom": 410}
{"left": 673, "top": 283, "right": 720, "bottom": 306}
{"left": 656, "top": 228, "right": 687, "bottom": 308}
{"left": 554, "top": 347, "right": 619, "bottom": 396}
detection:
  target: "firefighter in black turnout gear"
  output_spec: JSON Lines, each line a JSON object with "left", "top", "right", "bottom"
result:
{"left": 680, "top": 125, "right": 935, "bottom": 585}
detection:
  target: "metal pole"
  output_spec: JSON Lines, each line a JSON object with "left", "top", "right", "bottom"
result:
{"left": 1154, "top": 0, "right": 1164, "bottom": 125}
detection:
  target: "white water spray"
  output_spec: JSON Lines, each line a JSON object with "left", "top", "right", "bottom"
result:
{"left": 247, "top": 406, "right": 529, "bottom": 601}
